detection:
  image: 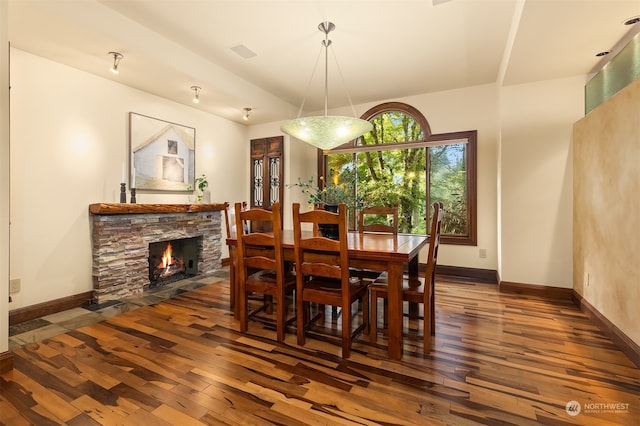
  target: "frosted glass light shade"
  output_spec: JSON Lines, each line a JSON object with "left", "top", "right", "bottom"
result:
{"left": 281, "top": 115, "right": 373, "bottom": 150}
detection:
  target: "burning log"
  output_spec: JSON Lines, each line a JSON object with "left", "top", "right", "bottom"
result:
{"left": 149, "top": 242, "right": 186, "bottom": 283}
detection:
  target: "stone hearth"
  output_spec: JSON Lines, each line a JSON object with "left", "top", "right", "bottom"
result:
{"left": 89, "top": 203, "right": 226, "bottom": 302}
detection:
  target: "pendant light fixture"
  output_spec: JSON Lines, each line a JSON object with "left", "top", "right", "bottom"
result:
{"left": 243, "top": 107, "right": 252, "bottom": 121}
{"left": 280, "top": 21, "right": 372, "bottom": 151}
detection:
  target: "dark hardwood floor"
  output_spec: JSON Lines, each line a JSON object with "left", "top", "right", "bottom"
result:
{"left": 1, "top": 272, "right": 639, "bottom": 425}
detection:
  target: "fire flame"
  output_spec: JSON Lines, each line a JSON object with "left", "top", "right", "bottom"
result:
{"left": 161, "top": 242, "right": 173, "bottom": 269}
{"left": 152, "top": 241, "right": 186, "bottom": 283}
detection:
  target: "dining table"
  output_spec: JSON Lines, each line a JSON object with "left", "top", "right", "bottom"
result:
{"left": 227, "top": 230, "right": 429, "bottom": 360}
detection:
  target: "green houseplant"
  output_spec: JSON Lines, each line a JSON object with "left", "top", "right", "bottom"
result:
{"left": 288, "top": 171, "right": 363, "bottom": 239}
{"left": 288, "top": 170, "right": 362, "bottom": 211}
{"left": 187, "top": 174, "right": 208, "bottom": 202}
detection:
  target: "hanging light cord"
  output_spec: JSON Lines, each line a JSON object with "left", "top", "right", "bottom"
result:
{"left": 329, "top": 44, "right": 359, "bottom": 119}
{"left": 294, "top": 45, "right": 324, "bottom": 119}
{"left": 294, "top": 24, "right": 359, "bottom": 119}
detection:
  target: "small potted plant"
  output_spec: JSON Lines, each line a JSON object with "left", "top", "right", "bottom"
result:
{"left": 288, "top": 169, "right": 362, "bottom": 238}
{"left": 288, "top": 169, "right": 361, "bottom": 211}
{"left": 187, "top": 174, "right": 208, "bottom": 203}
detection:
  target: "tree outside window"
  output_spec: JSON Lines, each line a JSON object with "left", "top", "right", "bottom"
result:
{"left": 320, "top": 102, "right": 477, "bottom": 245}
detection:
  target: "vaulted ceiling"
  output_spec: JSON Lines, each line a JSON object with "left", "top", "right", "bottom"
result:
{"left": 7, "top": 0, "right": 640, "bottom": 124}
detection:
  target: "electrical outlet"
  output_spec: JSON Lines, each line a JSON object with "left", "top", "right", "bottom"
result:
{"left": 479, "top": 248, "right": 487, "bottom": 258}
{"left": 9, "top": 278, "right": 21, "bottom": 294}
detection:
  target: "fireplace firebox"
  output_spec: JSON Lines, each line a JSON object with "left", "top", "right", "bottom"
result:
{"left": 148, "top": 237, "right": 201, "bottom": 287}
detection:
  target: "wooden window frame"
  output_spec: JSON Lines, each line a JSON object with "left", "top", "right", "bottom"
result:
{"left": 318, "top": 102, "right": 477, "bottom": 246}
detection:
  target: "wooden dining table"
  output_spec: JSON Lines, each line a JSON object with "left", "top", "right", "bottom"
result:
{"left": 227, "top": 230, "right": 429, "bottom": 360}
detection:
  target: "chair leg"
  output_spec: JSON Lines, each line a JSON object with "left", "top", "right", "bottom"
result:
{"left": 342, "top": 303, "right": 351, "bottom": 358}
{"left": 296, "top": 297, "right": 306, "bottom": 346}
{"left": 408, "top": 301, "right": 419, "bottom": 320}
{"left": 230, "top": 248, "right": 241, "bottom": 320}
{"left": 423, "top": 327, "right": 432, "bottom": 354}
{"left": 424, "top": 283, "right": 433, "bottom": 354}
{"left": 383, "top": 298, "right": 388, "bottom": 327}
{"left": 229, "top": 253, "right": 235, "bottom": 312}
{"left": 239, "top": 283, "right": 248, "bottom": 333}
{"left": 369, "top": 290, "right": 378, "bottom": 344}
{"left": 362, "top": 292, "right": 369, "bottom": 336}
{"left": 430, "top": 280, "right": 436, "bottom": 336}
{"left": 276, "top": 291, "right": 285, "bottom": 342}
{"left": 265, "top": 295, "right": 274, "bottom": 315}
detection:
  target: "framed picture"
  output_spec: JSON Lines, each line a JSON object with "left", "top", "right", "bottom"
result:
{"left": 129, "top": 112, "right": 196, "bottom": 191}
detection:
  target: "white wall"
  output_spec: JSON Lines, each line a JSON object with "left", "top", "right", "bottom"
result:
{"left": 9, "top": 48, "right": 247, "bottom": 310}
{"left": 1, "top": 1, "right": 10, "bottom": 354}
{"left": 500, "top": 76, "right": 583, "bottom": 288}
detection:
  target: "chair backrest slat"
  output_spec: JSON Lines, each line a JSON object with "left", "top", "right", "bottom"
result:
{"left": 358, "top": 205, "right": 398, "bottom": 234}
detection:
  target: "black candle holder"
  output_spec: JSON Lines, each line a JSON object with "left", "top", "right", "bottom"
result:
{"left": 130, "top": 188, "right": 137, "bottom": 204}
{"left": 120, "top": 183, "right": 126, "bottom": 203}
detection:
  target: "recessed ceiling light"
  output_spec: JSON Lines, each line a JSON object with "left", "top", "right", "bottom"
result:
{"left": 231, "top": 44, "right": 257, "bottom": 59}
{"left": 595, "top": 51, "right": 610, "bottom": 57}
{"left": 623, "top": 16, "right": 640, "bottom": 26}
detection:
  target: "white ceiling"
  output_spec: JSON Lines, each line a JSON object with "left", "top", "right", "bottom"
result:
{"left": 7, "top": 0, "right": 640, "bottom": 125}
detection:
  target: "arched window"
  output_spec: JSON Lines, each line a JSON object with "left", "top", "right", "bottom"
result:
{"left": 320, "top": 102, "right": 477, "bottom": 245}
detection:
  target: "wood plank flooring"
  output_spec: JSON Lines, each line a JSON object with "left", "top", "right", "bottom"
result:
{"left": 1, "top": 273, "right": 639, "bottom": 425}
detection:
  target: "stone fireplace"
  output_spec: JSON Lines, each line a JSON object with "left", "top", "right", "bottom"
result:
{"left": 89, "top": 203, "right": 226, "bottom": 303}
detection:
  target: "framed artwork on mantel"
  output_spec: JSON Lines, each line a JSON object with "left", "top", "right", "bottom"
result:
{"left": 129, "top": 112, "right": 196, "bottom": 191}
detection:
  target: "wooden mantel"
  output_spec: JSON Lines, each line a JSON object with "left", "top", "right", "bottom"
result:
{"left": 89, "top": 203, "right": 227, "bottom": 215}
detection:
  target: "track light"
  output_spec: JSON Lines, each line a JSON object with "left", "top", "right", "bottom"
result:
{"left": 243, "top": 107, "right": 252, "bottom": 121}
{"left": 191, "top": 86, "right": 201, "bottom": 104}
{"left": 109, "top": 51, "right": 123, "bottom": 74}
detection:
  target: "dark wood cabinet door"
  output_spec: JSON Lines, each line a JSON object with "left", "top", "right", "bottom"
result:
{"left": 250, "top": 136, "right": 284, "bottom": 232}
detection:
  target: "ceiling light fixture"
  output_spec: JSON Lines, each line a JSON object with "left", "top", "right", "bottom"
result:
{"left": 280, "top": 21, "right": 373, "bottom": 151}
{"left": 191, "top": 86, "right": 201, "bottom": 104}
{"left": 243, "top": 107, "right": 252, "bottom": 121}
{"left": 108, "top": 51, "right": 123, "bottom": 74}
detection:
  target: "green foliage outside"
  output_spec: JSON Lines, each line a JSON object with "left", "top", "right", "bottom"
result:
{"left": 325, "top": 111, "right": 468, "bottom": 236}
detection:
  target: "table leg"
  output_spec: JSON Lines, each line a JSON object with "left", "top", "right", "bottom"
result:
{"left": 386, "top": 262, "right": 403, "bottom": 360}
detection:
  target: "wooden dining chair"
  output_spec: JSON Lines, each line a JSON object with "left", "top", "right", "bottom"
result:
{"left": 292, "top": 202, "right": 369, "bottom": 358}
{"left": 352, "top": 205, "right": 399, "bottom": 280}
{"left": 358, "top": 205, "right": 398, "bottom": 234}
{"left": 223, "top": 201, "right": 247, "bottom": 317}
{"left": 235, "top": 202, "right": 296, "bottom": 342}
{"left": 368, "top": 202, "right": 443, "bottom": 354}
